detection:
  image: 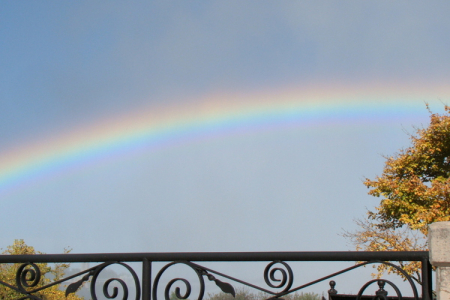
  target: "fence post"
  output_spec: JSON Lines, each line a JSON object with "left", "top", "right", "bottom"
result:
{"left": 142, "top": 258, "right": 151, "bottom": 300}
{"left": 429, "top": 221, "right": 450, "bottom": 300}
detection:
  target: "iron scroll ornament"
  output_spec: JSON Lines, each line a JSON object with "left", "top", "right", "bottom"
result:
{"left": 65, "top": 262, "right": 141, "bottom": 300}
{"left": 264, "top": 261, "right": 294, "bottom": 293}
{"left": 152, "top": 261, "right": 206, "bottom": 300}
{"left": 0, "top": 262, "right": 56, "bottom": 300}
{"left": 152, "top": 261, "right": 238, "bottom": 300}
{"left": 89, "top": 262, "right": 141, "bottom": 300}
{"left": 15, "top": 262, "right": 42, "bottom": 300}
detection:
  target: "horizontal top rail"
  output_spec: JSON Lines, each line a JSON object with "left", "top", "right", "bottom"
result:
{"left": 0, "top": 251, "right": 429, "bottom": 263}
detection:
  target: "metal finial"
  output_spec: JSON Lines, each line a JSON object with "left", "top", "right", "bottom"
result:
{"left": 376, "top": 280, "right": 388, "bottom": 298}
{"left": 328, "top": 280, "right": 337, "bottom": 295}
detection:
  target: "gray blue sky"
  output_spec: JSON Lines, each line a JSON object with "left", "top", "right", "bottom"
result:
{"left": 0, "top": 1, "right": 449, "bottom": 295}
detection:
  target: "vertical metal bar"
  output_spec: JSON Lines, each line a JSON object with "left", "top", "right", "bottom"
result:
{"left": 142, "top": 258, "right": 151, "bottom": 300}
{"left": 421, "top": 258, "right": 432, "bottom": 300}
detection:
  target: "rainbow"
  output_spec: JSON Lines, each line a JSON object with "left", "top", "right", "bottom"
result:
{"left": 0, "top": 83, "right": 447, "bottom": 194}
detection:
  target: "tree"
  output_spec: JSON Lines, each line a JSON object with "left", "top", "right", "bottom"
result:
{"left": 0, "top": 239, "right": 84, "bottom": 300}
{"left": 343, "top": 218, "right": 426, "bottom": 284}
{"left": 345, "top": 105, "right": 450, "bottom": 284}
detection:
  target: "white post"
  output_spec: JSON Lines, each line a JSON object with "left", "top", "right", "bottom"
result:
{"left": 429, "top": 221, "right": 450, "bottom": 300}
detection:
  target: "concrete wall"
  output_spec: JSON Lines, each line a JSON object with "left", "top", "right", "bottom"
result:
{"left": 428, "top": 221, "right": 450, "bottom": 300}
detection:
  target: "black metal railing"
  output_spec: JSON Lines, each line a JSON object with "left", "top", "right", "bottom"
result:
{"left": 0, "top": 251, "right": 432, "bottom": 300}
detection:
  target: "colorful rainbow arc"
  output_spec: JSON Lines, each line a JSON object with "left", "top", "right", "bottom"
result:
{"left": 0, "top": 87, "right": 444, "bottom": 194}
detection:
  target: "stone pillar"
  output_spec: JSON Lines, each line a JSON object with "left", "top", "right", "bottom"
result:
{"left": 429, "top": 221, "right": 450, "bottom": 300}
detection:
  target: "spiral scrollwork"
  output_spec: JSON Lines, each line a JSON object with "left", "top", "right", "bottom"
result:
{"left": 264, "top": 261, "right": 293, "bottom": 293}
{"left": 153, "top": 262, "right": 205, "bottom": 300}
{"left": 103, "top": 278, "right": 129, "bottom": 299}
{"left": 90, "top": 262, "right": 140, "bottom": 300}
{"left": 165, "top": 278, "right": 192, "bottom": 300}
{"left": 16, "top": 263, "right": 41, "bottom": 294}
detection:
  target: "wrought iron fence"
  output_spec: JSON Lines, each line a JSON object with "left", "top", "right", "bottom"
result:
{"left": 0, "top": 251, "right": 432, "bottom": 300}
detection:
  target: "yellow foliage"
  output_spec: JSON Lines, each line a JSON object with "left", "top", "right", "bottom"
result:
{"left": 365, "top": 106, "right": 450, "bottom": 234}
{"left": 346, "top": 105, "right": 450, "bottom": 284}
{"left": 0, "top": 239, "right": 84, "bottom": 300}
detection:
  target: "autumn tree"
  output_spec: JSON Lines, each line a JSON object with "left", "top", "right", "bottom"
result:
{"left": 0, "top": 239, "right": 84, "bottom": 300}
{"left": 345, "top": 105, "right": 450, "bottom": 284}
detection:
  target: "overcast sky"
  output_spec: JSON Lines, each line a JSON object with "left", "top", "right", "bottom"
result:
{"left": 1, "top": 1, "right": 449, "bottom": 296}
